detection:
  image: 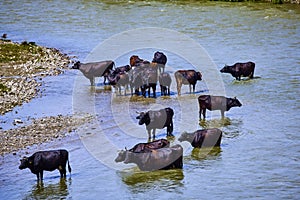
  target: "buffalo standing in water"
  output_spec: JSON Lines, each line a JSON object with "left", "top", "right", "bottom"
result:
{"left": 198, "top": 95, "right": 242, "bottom": 119}
{"left": 72, "top": 60, "right": 114, "bottom": 85}
{"left": 136, "top": 107, "right": 174, "bottom": 139}
{"left": 115, "top": 144, "right": 183, "bottom": 171}
{"left": 220, "top": 61, "right": 255, "bottom": 81}
{"left": 174, "top": 70, "right": 202, "bottom": 96}
{"left": 19, "top": 149, "right": 71, "bottom": 181}
{"left": 115, "top": 139, "right": 170, "bottom": 163}
{"left": 178, "top": 128, "right": 222, "bottom": 148}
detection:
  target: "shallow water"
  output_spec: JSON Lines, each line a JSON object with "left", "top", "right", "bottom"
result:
{"left": 0, "top": 0, "right": 300, "bottom": 199}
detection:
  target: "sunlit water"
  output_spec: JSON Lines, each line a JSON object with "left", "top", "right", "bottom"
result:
{"left": 0, "top": 0, "right": 299, "bottom": 199}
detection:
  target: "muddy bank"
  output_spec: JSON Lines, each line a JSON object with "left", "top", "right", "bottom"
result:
{"left": 0, "top": 39, "right": 72, "bottom": 115}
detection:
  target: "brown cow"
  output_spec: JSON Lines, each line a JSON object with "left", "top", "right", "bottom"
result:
{"left": 174, "top": 70, "right": 202, "bottom": 96}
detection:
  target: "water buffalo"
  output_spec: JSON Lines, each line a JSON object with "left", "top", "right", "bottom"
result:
{"left": 141, "top": 65, "right": 158, "bottom": 98}
{"left": 174, "top": 70, "right": 202, "bottom": 96}
{"left": 152, "top": 51, "right": 167, "bottom": 73}
{"left": 178, "top": 128, "right": 222, "bottom": 148}
{"left": 220, "top": 61, "right": 255, "bottom": 81}
{"left": 19, "top": 149, "right": 71, "bottom": 181}
{"left": 159, "top": 72, "right": 172, "bottom": 96}
{"left": 115, "top": 139, "right": 170, "bottom": 163}
{"left": 115, "top": 144, "right": 183, "bottom": 171}
{"left": 136, "top": 107, "right": 174, "bottom": 139}
{"left": 128, "top": 139, "right": 170, "bottom": 153}
{"left": 112, "top": 65, "right": 131, "bottom": 76}
{"left": 72, "top": 60, "right": 114, "bottom": 86}
{"left": 198, "top": 95, "right": 242, "bottom": 119}
{"left": 108, "top": 71, "right": 129, "bottom": 95}
{"left": 129, "top": 55, "right": 149, "bottom": 67}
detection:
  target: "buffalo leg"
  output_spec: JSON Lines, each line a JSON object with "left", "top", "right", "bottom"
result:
{"left": 147, "top": 130, "right": 151, "bottom": 139}
{"left": 177, "top": 84, "right": 181, "bottom": 96}
{"left": 38, "top": 171, "right": 43, "bottom": 180}
{"left": 192, "top": 84, "right": 196, "bottom": 93}
{"left": 152, "top": 129, "right": 156, "bottom": 139}
{"left": 199, "top": 108, "right": 202, "bottom": 120}
{"left": 221, "top": 110, "right": 225, "bottom": 118}
{"left": 167, "top": 123, "right": 174, "bottom": 137}
{"left": 189, "top": 84, "right": 192, "bottom": 93}
{"left": 152, "top": 86, "right": 156, "bottom": 98}
{"left": 89, "top": 78, "right": 95, "bottom": 86}
{"left": 199, "top": 108, "right": 206, "bottom": 120}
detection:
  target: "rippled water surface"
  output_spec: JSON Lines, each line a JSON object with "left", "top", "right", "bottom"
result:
{"left": 0, "top": 0, "right": 300, "bottom": 199}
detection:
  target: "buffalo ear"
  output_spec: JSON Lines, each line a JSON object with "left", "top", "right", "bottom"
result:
{"left": 136, "top": 116, "right": 140, "bottom": 119}
{"left": 234, "top": 96, "right": 237, "bottom": 99}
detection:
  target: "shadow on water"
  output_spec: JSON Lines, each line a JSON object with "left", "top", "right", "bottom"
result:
{"left": 199, "top": 117, "right": 245, "bottom": 139}
{"left": 231, "top": 76, "right": 262, "bottom": 85}
{"left": 199, "top": 117, "right": 232, "bottom": 129}
{"left": 23, "top": 178, "right": 71, "bottom": 200}
{"left": 117, "top": 169, "right": 184, "bottom": 193}
{"left": 190, "top": 147, "right": 222, "bottom": 161}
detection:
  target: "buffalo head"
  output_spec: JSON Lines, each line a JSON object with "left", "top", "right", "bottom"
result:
{"left": 220, "top": 65, "right": 230, "bottom": 73}
{"left": 152, "top": 51, "right": 167, "bottom": 65}
{"left": 19, "top": 157, "right": 31, "bottom": 170}
{"left": 178, "top": 132, "right": 194, "bottom": 143}
{"left": 196, "top": 72, "right": 202, "bottom": 81}
{"left": 227, "top": 97, "right": 242, "bottom": 110}
{"left": 136, "top": 112, "right": 150, "bottom": 125}
{"left": 115, "top": 150, "right": 127, "bottom": 163}
{"left": 72, "top": 61, "right": 81, "bottom": 69}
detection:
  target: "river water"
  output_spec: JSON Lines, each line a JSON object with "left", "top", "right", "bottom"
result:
{"left": 0, "top": 0, "right": 300, "bottom": 199}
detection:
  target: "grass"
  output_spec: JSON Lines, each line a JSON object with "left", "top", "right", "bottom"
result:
{"left": 0, "top": 40, "right": 44, "bottom": 64}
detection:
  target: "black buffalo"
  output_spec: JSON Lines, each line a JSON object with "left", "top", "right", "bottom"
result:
{"left": 159, "top": 72, "right": 172, "bottom": 96}
{"left": 72, "top": 60, "right": 114, "bottom": 85}
{"left": 136, "top": 107, "right": 174, "bottom": 139}
{"left": 129, "top": 63, "right": 158, "bottom": 97}
{"left": 112, "top": 65, "right": 131, "bottom": 76}
{"left": 128, "top": 139, "right": 170, "bottom": 153}
{"left": 152, "top": 51, "right": 167, "bottom": 73}
{"left": 140, "top": 65, "right": 158, "bottom": 98}
{"left": 115, "top": 144, "right": 183, "bottom": 171}
{"left": 178, "top": 128, "right": 222, "bottom": 148}
{"left": 174, "top": 70, "right": 202, "bottom": 96}
{"left": 129, "top": 55, "right": 149, "bottom": 67}
{"left": 198, "top": 95, "right": 242, "bottom": 119}
{"left": 108, "top": 71, "right": 129, "bottom": 95}
{"left": 115, "top": 139, "right": 170, "bottom": 163}
{"left": 220, "top": 61, "right": 255, "bottom": 81}
{"left": 19, "top": 149, "right": 71, "bottom": 180}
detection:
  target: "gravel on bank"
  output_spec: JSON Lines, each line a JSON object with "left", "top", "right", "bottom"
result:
{"left": 0, "top": 114, "right": 94, "bottom": 156}
{"left": 0, "top": 39, "right": 95, "bottom": 156}
{"left": 0, "top": 39, "right": 72, "bottom": 115}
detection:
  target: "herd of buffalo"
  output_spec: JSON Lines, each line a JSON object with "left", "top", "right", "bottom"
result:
{"left": 19, "top": 51, "right": 256, "bottom": 180}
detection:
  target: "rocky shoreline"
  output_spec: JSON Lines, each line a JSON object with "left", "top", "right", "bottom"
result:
{"left": 0, "top": 39, "right": 92, "bottom": 156}
{"left": 0, "top": 115, "right": 93, "bottom": 156}
{"left": 0, "top": 39, "right": 72, "bottom": 115}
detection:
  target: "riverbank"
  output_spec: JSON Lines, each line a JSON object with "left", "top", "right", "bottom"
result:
{"left": 0, "top": 39, "right": 94, "bottom": 156}
{"left": 0, "top": 39, "right": 72, "bottom": 115}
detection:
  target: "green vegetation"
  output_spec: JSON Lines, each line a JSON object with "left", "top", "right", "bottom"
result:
{"left": 0, "top": 40, "right": 44, "bottom": 64}
{"left": 0, "top": 83, "right": 10, "bottom": 93}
